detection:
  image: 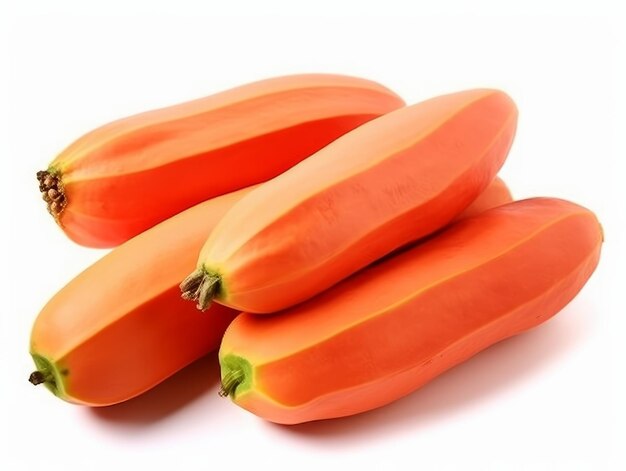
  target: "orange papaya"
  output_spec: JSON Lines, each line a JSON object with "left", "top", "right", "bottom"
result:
{"left": 37, "top": 74, "right": 403, "bottom": 247}
{"left": 455, "top": 176, "right": 512, "bottom": 220}
{"left": 182, "top": 89, "right": 517, "bottom": 313}
{"left": 29, "top": 188, "right": 251, "bottom": 406}
{"left": 27, "top": 179, "right": 506, "bottom": 406}
{"left": 218, "top": 198, "right": 602, "bottom": 424}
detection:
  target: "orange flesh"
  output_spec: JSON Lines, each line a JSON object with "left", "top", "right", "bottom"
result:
{"left": 30, "top": 187, "right": 251, "bottom": 406}
{"left": 219, "top": 198, "right": 602, "bottom": 424}
{"left": 50, "top": 74, "right": 403, "bottom": 247}
{"left": 201, "top": 89, "right": 517, "bottom": 313}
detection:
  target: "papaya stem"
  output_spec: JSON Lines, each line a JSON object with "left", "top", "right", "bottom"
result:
{"left": 180, "top": 269, "right": 221, "bottom": 311}
{"left": 29, "top": 370, "right": 54, "bottom": 386}
{"left": 29, "top": 371, "right": 46, "bottom": 385}
{"left": 219, "top": 369, "right": 244, "bottom": 398}
{"left": 197, "top": 276, "right": 219, "bottom": 311}
{"left": 36, "top": 168, "right": 67, "bottom": 221}
{"left": 180, "top": 269, "right": 204, "bottom": 299}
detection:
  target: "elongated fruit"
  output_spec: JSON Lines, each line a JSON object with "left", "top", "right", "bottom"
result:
{"left": 454, "top": 176, "right": 511, "bottom": 220}
{"left": 37, "top": 74, "right": 404, "bottom": 248}
{"left": 182, "top": 89, "right": 518, "bottom": 313}
{"left": 218, "top": 198, "right": 602, "bottom": 424}
{"left": 29, "top": 187, "right": 252, "bottom": 406}
{"left": 26, "top": 177, "right": 506, "bottom": 406}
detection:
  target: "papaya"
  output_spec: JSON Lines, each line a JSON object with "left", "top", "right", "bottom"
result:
{"left": 454, "top": 176, "right": 511, "bottom": 220}
{"left": 27, "top": 178, "right": 507, "bottom": 406}
{"left": 37, "top": 74, "right": 404, "bottom": 247}
{"left": 182, "top": 89, "right": 518, "bottom": 313}
{"left": 29, "top": 187, "right": 251, "bottom": 406}
{"left": 218, "top": 198, "right": 603, "bottom": 424}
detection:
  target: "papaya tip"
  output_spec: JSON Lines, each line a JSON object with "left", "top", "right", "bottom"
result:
{"left": 29, "top": 371, "right": 46, "bottom": 386}
{"left": 36, "top": 169, "right": 66, "bottom": 219}
{"left": 179, "top": 269, "right": 204, "bottom": 294}
{"left": 180, "top": 270, "right": 220, "bottom": 312}
{"left": 219, "top": 369, "right": 244, "bottom": 398}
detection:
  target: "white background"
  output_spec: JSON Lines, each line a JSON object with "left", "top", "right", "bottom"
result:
{"left": 2, "top": 2, "right": 625, "bottom": 470}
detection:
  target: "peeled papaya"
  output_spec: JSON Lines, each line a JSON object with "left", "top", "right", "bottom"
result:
{"left": 37, "top": 74, "right": 404, "bottom": 247}
{"left": 218, "top": 198, "right": 602, "bottom": 424}
{"left": 29, "top": 188, "right": 251, "bottom": 406}
{"left": 182, "top": 89, "right": 518, "bottom": 313}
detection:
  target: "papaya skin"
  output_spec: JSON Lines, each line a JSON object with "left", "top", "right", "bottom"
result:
{"left": 180, "top": 177, "right": 513, "bottom": 311}
{"left": 218, "top": 198, "right": 602, "bottom": 424}
{"left": 179, "top": 177, "right": 512, "bottom": 312}
{"left": 29, "top": 176, "right": 511, "bottom": 404}
{"left": 29, "top": 187, "right": 252, "bottom": 406}
{"left": 39, "top": 74, "right": 404, "bottom": 248}
{"left": 185, "top": 89, "right": 518, "bottom": 313}
{"left": 454, "top": 176, "right": 512, "bottom": 220}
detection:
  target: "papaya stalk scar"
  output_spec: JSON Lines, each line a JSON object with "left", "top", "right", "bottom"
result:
{"left": 180, "top": 268, "right": 221, "bottom": 311}
{"left": 36, "top": 168, "right": 67, "bottom": 221}
{"left": 219, "top": 369, "right": 244, "bottom": 398}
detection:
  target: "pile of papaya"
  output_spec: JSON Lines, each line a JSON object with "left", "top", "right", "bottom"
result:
{"left": 29, "top": 74, "right": 602, "bottom": 424}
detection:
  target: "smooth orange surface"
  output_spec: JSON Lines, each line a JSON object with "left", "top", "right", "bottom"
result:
{"left": 49, "top": 74, "right": 404, "bottom": 247}
{"left": 219, "top": 198, "right": 602, "bottom": 424}
{"left": 455, "top": 176, "right": 512, "bottom": 220}
{"left": 199, "top": 89, "right": 518, "bottom": 313}
{"left": 30, "top": 187, "right": 251, "bottom": 406}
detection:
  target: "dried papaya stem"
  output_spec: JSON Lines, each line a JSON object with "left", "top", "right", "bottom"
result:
{"left": 29, "top": 371, "right": 46, "bottom": 385}
{"left": 29, "top": 369, "right": 54, "bottom": 387}
{"left": 180, "top": 269, "right": 205, "bottom": 298}
{"left": 30, "top": 353, "right": 64, "bottom": 397}
{"left": 179, "top": 269, "right": 221, "bottom": 311}
{"left": 219, "top": 369, "right": 244, "bottom": 398}
{"left": 36, "top": 168, "right": 67, "bottom": 221}
{"left": 197, "top": 276, "right": 219, "bottom": 311}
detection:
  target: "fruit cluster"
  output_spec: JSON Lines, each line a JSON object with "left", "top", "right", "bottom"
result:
{"left": 29, "top": 74, "right": 602, "bottom": 425}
